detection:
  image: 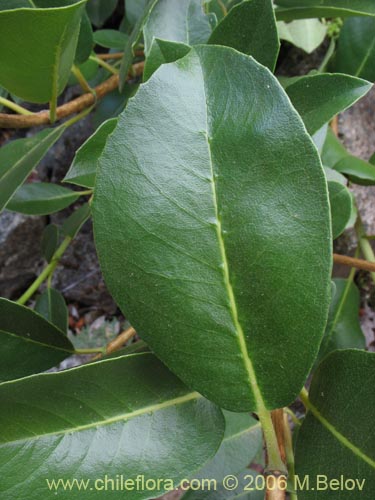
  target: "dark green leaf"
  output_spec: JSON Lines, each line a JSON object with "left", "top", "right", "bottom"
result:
{"left": 295, "top": 350, "right": 375, "bottom": 499}
{"left": 208, "top": 0, "right": 279, "bottom": 71}
{"left": 41, "top": 224, "right": 60, "bottom": 262}
{"left": 370, "top": 152, "right": 375, "bottom": 165}
{"left": 126, "top": 0, "right": 147, "bottom": 25}
{"left": 275, "top": 1, "right": 375, "bottom": 21}
{"left": 318, "top": 279, "right": 366, "bottom": 361}
{"left": 331, "top": 17, "right": 375, "bottom": 82}
{"left": 94, "top": 29, "right": 128, "bottom": 49}
{"left": 0, "top": 352, "right": 225, "bottom": 499}
{"left": 182, "top": 412, "right": 262, "bottom": 498}
{"left": 75, "top": 11, "right": 94, "bottom": 63}
{"left": 285, "top": 73, "right": 372, "bottom": 135}
{"left": 327, "top": 181, "right": 352, "bottom": 240}
{"left": 0, "top": 1, "right": 86, "bottom": 103}
{"left": 144, "top": 39, "right": 191, "bottom": 81}
{"left": 119, "top": 0, "right": 158, "bottom": 90}
{"left": 6, "top": 182, "right": 81, "bottom": 216}
{"left": 93, "top": 46, "right": 332, "bottom": 412}
{"left": 334, "top": 154, "right": 375, "bottom": 185}
{"left": 35, "top": 288, "right": 68, "bottom": 333}
{"left": 86, "top": 0, "right": 118, "bottom": 27}
{"left": 62, "top": 203, "right": 91, "bottom": 238}
{"left": 0, "top": 298, "right": 74, "bottom": 382}
{"left": 0, "top": 127, "right": 65, "bottom": 214}
{"left": 64, "top": 118, "right": 117, "bottom": 188}
{"left": 143, "top": 0, "right": 212, "bottom": 56}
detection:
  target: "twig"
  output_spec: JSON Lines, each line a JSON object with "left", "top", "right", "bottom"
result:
{"left": 0, "top": 61, "right": 144, "bottom": 129}
{"left": 92, "top": 326, "right": 137, "bottom": 361}
{"left": 97, "top": 50, "right": 143, "bottom": 60}
{"left": 265, "top": 410, "right": 287, "bottom": 500}
{"left": 333, "top": 253, "right": 375, "bottom": 274}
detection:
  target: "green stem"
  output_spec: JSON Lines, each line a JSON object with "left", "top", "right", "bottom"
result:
{"left": 257, "top": 407, "right": 287, "bottom": 473}
{"left": 63, "top": 104, "right": 96, "bottom": 128}
{"left": 284, "top": 412, "right": 298, "bottom": 500}
{"left": 0, "top": 96, "right": 33, "bottom": 116}
{"left": 90, "top": 55, "right": 119, "bottom": 75}
{"left": 71, "top": 65, "right": 93, "bottom": 93}
{"left": 355, "top": 215, "right": 375, "bottom": 284}
{"left": 78, "top": 189, "right": 93, "bottom": 196}
{"left": 17, "top": 236, "right": 71, "bottom": 305}
{"left": 284, "top": 407, "right": 301, "bottom": 427}
{"left": 75, "top": 347, "right": 106, "bottom": 355}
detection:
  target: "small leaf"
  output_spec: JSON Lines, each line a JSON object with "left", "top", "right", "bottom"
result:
{"left": 0, "top": 298, "right": 74, "bottom": 382}
{"left": 275, "top": 1, "right": 375, "bottom": 21}
{"left": 318, "top": 279, "right": 366, "bottom": 361}
{"left": 331, "top": 17, "right": 375, "bottom": 81}
{"left": 64, "top": 118, "right": 117, "bottom": 188}
{"left": 295, "top": 350, "right": 375, "bottom": 499}
{"left": 93, "top": 45, "right": 332, "bottom": 411}
{"left": 321, "top": 128, "right": 348, "bottom": 168}
{"left": 94, "top": 29, "right": 128, "bottom": 49}
{"left": 0, "top": 1, "right": 87, "bottom": 103}
{"left": 35, "top": 288, "right": 68, "bottom": 334}
{"left": 144, "top": 39, "right": 191, "bottom": 81}
{"left": 75, "top": 11, "right": 94, "bottom": 63}
{"left": 277, "top": 19, "right": 327, "bottom": 54}
{"left": 208, "top": 0, "right": 279, "bottom": 71}
{"left": 327, "top": 181, "right": 352, "bottom": 240}
{"left": 62, "top": 203, "right": 91, "bottom": 238}
{"left": 285, "top": 73, "right": 372, "bottom": 135}
{"left": 334, "top": 155, "right": 375, "bottom": 185}
{"left": 182, "top": 411, "right": 262, "bottom": 498}
{"left": 86, "top": 0, "right": 118, "bottom": 27}
{"left": 143, "top": 0, "right": 212, "bottom": 55}
{"left": 41, "top": 224, "right": 60, "bottom": 262}
{"left": 0, "top": 352, "right": 225, "bottom": 500}
{"left": 6, "top": 183, "right": 81, "bottom": 216}
{"left": 0, "top": 126, "right": 65, "bottom": 214}
{"left": 119, "top": 0, "right": 158, "bottom": 90}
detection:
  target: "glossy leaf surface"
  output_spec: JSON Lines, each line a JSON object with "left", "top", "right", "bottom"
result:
{"left": 0, "top": 298, "right": 74, "bottom": 382}
{"left": 327, "top": 181, "right": 352, "bottom": 240}
{"left": 143, "top": 0, "right": 212, "bottom": 54}
{"left": 208, "top": 0, "right": 279, "bottom": 71}
{"left": 295, "top": 350, "right": 375, "bottom": 498}
{"left": 0, "top": 352, "right": 224, "bottom": 500}
{"left": 331, "top": 17, "right": 375, "bottom": 82}
{"left": 285, "top": 73, "right": 372, "bottom": 135}
{"left": 318, "top": 279, "right": 365, "bottom": 361}
{"left": 0, "top": 127, "right": 65, "bottom": 214}
{"left": 275, "top": 1, "right": 375, "bottom": 21}
{"left": 0, "top": 1, "right": 86, "bottom": 103}
{"left": 6, "top": 183, "right": 81, "bottom": 216}
{"left": 94, "top": 46, "right": 332, "bottom": 411}
{"left": 64, "top": 118, "right": 117, "bottom": 188}
{"left": 35, "top": 288, "right": 68, "bottom": 333}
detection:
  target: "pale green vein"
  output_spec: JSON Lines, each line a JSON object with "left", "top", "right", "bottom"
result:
{"left": 0, "top": 329, "right": 73, "bottom": 354}
{"left": 355, "top": 34, "right": 375, "bottom": 77}
{"left": 1, "top": 392, "right": 200, "bottom": 446}
{"left": 300, "top": 387, "right": 375, "bottom": 469}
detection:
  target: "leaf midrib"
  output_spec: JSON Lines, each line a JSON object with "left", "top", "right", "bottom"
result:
{"left": 1, "top": 392, "right": 200, "bottom": 446}
{"left": 0, "top": 328, "right": 73, "bottom": 354}
{"left": 355, "top": 30, "right": 375, "bottom": 77}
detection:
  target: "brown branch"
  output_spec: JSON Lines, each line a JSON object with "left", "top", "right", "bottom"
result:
{"left": 265, "top": 410, "right": 287, "bottom": 500}
{"left": 97, "top": 50, "right": 143, "bottom": 60}
{"left": 333, "top": 253, "right": 375, "bottom": 273}
{"left": 0, "top": 61, "right": 144, "bottom": 129}
{"left": 92, "top": 326, "right": 136, "bottom": 361}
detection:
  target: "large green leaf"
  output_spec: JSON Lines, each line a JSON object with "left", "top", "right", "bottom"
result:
{"left": 93, "top": 45, "right": 332, "bottom": 412}
{"left": 277, "top": 19, "right": 327, "bottom": 54}
{"left": 0, "top": 298, "right": 74, "bottom": 382}
{"left": 327, "top": 181, "right": 352, "bottom": 240}
{"left": 0, "top": 126, "right": 65, "bottom": 214}
{"left": 0, "top": 0, "right": 86, "bottom": 103}
{"left": 64, "top": 118, "right": 117, "bottom": 188}
{"left": 275, "top": 1, "right": 375, "bottom": 21}
{"left": 6, "top": 182, "right": 81, "bottom": 215}
{"left": 295, "top": 350, "right": 375, "bottom": 499}
{"left": 208, "top": 0, "right": 279, "bottom": 71}
{"left": 284, "top": 73, "right": 372, "bottom": 135}
{"left": 331, "top": 17, "right": 375, "bottom": 82}
{"left": 143, "top": 0, "right": 212, "bottom": 55}
{"left": 318, "top": 278, "right": 365, "bottom": 361}
{"left": 144, "top": 39, "right": 191, "bottom": 81}
{"left": 35, "top": 288, "right": 68, "bottom": 333}
{"left": 0, "top": 352, "right": 224, "bottom": 499}
{"left": 182, "top": 412, "right": 262, "bottom": 498}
